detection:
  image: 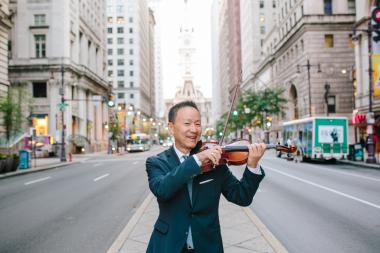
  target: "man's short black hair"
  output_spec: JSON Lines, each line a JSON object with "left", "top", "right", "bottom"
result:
{"left": 168, "top": 100, "right": 199, "bottom": 123}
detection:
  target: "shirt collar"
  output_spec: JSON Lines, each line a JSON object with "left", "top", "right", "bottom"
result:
{"left": 173, "top": 143, "right": 190, "bottom": 160}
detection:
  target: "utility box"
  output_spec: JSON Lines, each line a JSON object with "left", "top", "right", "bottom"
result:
{"left": 19, "top": 150, "right": 30, "bottom": 169}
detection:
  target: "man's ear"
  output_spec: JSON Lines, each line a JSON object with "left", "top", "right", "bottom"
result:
{"left": 168, "top": 122, "right": 174, "bottom": 136}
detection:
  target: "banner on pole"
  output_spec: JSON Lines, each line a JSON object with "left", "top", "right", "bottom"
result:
{"left": 372, "top": 54, "right": 380, "bottom": 97}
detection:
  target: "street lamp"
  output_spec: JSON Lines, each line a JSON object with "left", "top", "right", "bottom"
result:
{"left": 60, "top": 63, "right": 67, "bottom": 162}
{"left": 297, "top": 60, "right": 322, "bottom": 117}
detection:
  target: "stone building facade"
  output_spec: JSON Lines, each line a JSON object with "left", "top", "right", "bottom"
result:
{"left": 0, "top": 0, "right": 11, "bottom": 97}
{"left": 9, "top": 0, "right": 110, "bottom": 154}
{"left": 253, "top": 0, "right": 356, "bottom": 143}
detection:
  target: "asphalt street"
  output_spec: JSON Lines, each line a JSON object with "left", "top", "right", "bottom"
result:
{"left": 242, "top": 151, "right": 380, "bottom": 253}
{"left": 0, "top": 148, "right": 161, "bottom": 253}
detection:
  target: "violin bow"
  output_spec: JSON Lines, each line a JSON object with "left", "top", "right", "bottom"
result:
{"left": 219, "top": 70, "right": 242, "bottom": 145}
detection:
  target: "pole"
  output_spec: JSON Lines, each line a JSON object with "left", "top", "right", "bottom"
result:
{"left": 307, "top": 59, "right": 312, "bottom": 117}
{"left": 60, "top": 63, "right": 67, "bottom": 162}
{"left": 366, "top": 22, "right": 376, "bottom": 163}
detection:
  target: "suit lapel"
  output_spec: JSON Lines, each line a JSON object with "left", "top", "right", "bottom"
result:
{"left": 166, "top": 147, "right": 192, "bottom": 205}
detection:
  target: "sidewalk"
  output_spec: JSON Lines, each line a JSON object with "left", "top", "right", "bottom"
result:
{"left": 109, "top": 193, "right": 288, "bottom": 253}
{"left": 337, "top": 159, "right": 380, "bottom": 170}
{"left": 0, "top": 151, "right": 108, "bottom": 179}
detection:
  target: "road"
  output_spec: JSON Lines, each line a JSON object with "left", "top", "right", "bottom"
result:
{"left": 0, "top": 147, "right": 162, "bottom": 253}
{"left": 245, "top": 151, "right": 380, "bottom": 253}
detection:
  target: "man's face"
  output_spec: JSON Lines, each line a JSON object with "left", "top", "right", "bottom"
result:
{"left": 168, "top": 106, "right": 201, "bottom": 153}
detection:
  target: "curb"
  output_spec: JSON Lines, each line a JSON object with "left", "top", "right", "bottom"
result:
{"left": 107, "top": 193, "right": 154, "bottom": 253}
{"left": 0, "top": 161, "right": 81, "bottom": 180}
{"left": 336, "top": 160, "right": 380, "bottom": 170}
{"left": 243, "top": 207, "right": 289, "bottom": 253}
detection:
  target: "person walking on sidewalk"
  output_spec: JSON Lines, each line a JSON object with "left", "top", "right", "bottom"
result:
{"left": 145, "top": 101, "right": 266, "bottom": 253}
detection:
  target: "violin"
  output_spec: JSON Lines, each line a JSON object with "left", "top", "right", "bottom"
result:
{"left": 192, "top": 140, "right": 296, "bottom": 172}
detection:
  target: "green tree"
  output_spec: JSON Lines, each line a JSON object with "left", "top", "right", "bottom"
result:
{"left": 215, "top": 88, "right": 287, "bottom": 135}
{"left": 0, "top": 85, "right": 32, "bottom": 153}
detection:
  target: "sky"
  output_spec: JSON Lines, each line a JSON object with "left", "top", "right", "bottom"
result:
{"left": 154, "top": 0, "right": 213, "bottom": 99}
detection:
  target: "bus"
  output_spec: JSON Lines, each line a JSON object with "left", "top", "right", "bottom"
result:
{"left": 126, "top": 133, "right": 151, "bottom": 152}
{"left": 282, "top": 117, "right": 348, "bottom": 161}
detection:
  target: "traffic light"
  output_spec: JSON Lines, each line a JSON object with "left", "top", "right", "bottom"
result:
{"left": 372, "top": 7, "right": 380, "bottom": 42}
{"left": 107, "top": 94, "right": 115, "bottom": 107}
{"left": 265, "top": 116, "right": 272, "bottom": 128}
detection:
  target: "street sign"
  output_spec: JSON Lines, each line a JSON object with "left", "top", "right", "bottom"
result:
{"left": 57, "top": 102, "right": 69, "bottom": 109}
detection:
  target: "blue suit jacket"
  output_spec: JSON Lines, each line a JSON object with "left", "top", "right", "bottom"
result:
{"left": 146, "top": 146, "right": 265, "bottom": 253}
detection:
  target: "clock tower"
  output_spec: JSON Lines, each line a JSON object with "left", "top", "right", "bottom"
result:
{"left": 179, "top": 0, "right": 195, "bottom": 77}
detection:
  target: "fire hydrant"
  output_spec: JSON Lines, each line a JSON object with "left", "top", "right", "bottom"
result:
{"left": 68, "top": 152, "right": 73, "bottom": 162}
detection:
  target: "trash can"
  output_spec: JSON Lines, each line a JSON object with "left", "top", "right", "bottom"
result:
{"left": 19, "top": 150, "right": 30, "bottom": 169}
{"left": 353, "top": 143, "right": 364, "bottom": 161}
{"left": 348, "top": 144, "right": 354, "bottom": 160}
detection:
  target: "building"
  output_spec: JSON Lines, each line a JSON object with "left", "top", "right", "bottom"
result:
{"left": 240, "top": 0, "right": 277, "bottom": 90}
{"left": 148, "top": 0, "right": 164, "bottom": 119}
{"left": 353, "top": 0, "right": 380, "bottom": 161}
{"left": 0, "top": 0, "right": 11, "bottom": 97}
{"left": 9, "top": 0, "right": 110, "bottom": 154}
{"left": 217, "top": 0, "right": 242, "bottom": 116}
{"left": 106, "top": 0, "right": 155, "bottom": 136}
{"left": 165, "top": 0, "right": 212, "bottom": 130}
{"left": 251, "top": 0, "right": 356, "bottom": 143}
{"left": 211, "top": 0, "right": 222, "bottom": 127}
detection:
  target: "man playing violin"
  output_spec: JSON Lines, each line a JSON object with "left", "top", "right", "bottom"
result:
{"left": 146, "top": 100, "right": 266, "bottom": 253}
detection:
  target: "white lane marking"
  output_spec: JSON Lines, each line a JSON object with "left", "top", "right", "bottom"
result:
{"left": 264, "top": 158, "right": 380, "bottom": 183}
{"left": 325, "top": 169, "right": 380, "bottom": 182}
{"left": 94, "top": 173, "right": 110, "bottom": 182}
{"left": 133, "top": 161, "right": 139, "bottom": 165}
{"left": 24, "top": 177, "right": 51, "bottom": 185}
{"left": 267, "top": 167, "right": 380, "bottom": 210}
{"left": 93, "top": 163, "right": 102, "bottom": 167}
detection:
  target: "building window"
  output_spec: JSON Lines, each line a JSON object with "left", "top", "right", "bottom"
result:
{"left": 129, "top": 49, "right": 133, "bottom": 55}
{"left": 324, "top": 34, "right": 334, "bottom": 48}
{"left": 107, "top": 27, "right": 112, "bottom": 33}
{"left": 117, "top": 17, "right": 124, "bottom": 24}
{"left": 34, "top": 14, "right": 46, "bottom": 26}
{"left": 116, "top": 5, "right": 124, "bottom": 14}
{"left": 273, "top": 0, "right": 276, "bottom": 8}
{"left": 129, "top": 38, "right": 133, "bottom": 44}
{"left": 118, "top": 92, "right": 125, "bottom": 99}
{"left": 129, "top": 71, "right": 134, "bottom": 76}
{"left": 108, "top": 59, "right": 113, "bottom": 66}
{"left": 33, "top": 82, "right": 47, "bottom": 98}
{"left": 108, "top": 70, "right": 113, "bottom": 77}
{"left": 34, "top": 35, "right": 46, "bottom": 58}
{"left": 117, "top": 37, "right": 124, "bottom": 44}
{"left": 117, "top": 48, "right": 124, "bottom": 55}
{"left": 347, "top": 0, "right": 355, "bottom": 13}
{"left": 348, "top": 34, "right": 356, "bottom": 49}
{"left": 117, "top": 27, "right": 124, "bottom": 33}
{"left": 117, "top": 59, "right": 124, "bottom": 65}
{"left": 327, "top": 95, "right": 336, "bottom": 113}
{"left": 130, "top": 93, "right": 134, "bottom": 99}
{"left": 324, "top": 0, "right": 332, "bottom": 15}
{"left": 117, "top": 81, "right": 124, "bottom": 88}
{"left": 259, "top": 0, "right": 264, "bottom": 8}
{"left": 129, "top": 17, "right": 133, "bottom": 23}
{"left": 130, "top": 81, "right": 134, "bottom": 88}
{"left": 108, "top": 48, "right": 113, "bottom": 55}
{"left": 107, "top": 38, "right": 113, "bottom": 44}
{"left": 117, "top": 70, "right": 124, "bottom": 76}
{"left": 107, "top": 17, "right": 113, "bottom": 24}
{"left": 129, "top": 28, "right": 133, "bottom": 33}
{"left": 260, "top": 26, "right": 265, "bottom": 35}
